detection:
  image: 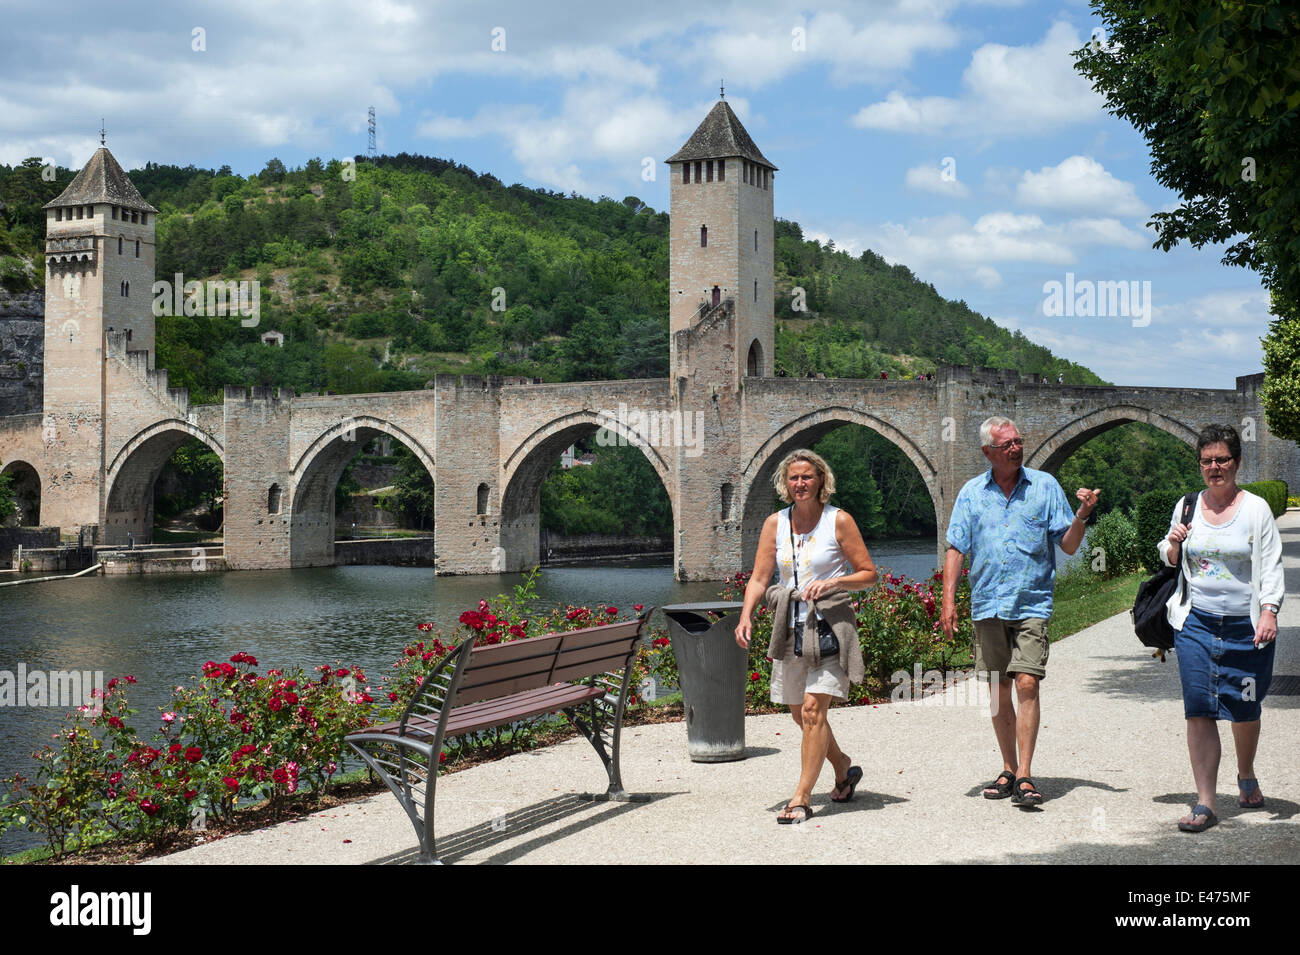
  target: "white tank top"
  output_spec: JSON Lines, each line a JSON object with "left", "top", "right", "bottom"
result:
{"left": 776, "top": 504, "right": 852, "bottom": 626}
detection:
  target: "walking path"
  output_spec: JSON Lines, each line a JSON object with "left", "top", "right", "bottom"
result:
{"left": 151, "top": 513, "right": 1300, "bottom": 865}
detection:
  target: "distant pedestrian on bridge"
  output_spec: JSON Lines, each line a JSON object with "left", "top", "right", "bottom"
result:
{"left": 940, "top": 416, "right": 1098, "bottom": 807}
{"left": 735, "top": 449, "right": 878, "bottom": 823}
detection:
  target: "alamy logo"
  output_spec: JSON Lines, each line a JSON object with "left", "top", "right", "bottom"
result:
{"left": 1042, "top": 272, "right": 1151, "bottom": 327}
{"left": 49, "top": 885, "right": 151, "bottom": 935}
{"left": 152, "top": 273, "right": 260, "bottom": 326}
{"left": 0, "top": 665, "right": 104, "bottom": 714}
{"left": 595, "top": 403, "right": 705, "bottom": 458}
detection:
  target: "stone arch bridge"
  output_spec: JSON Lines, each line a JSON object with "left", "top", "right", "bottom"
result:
{"left": 2, "top": 345, "right": 1293, "bottom": 579}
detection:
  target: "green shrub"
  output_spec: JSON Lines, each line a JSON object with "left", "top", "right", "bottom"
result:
{"left": 1133, "top": 489, "right": 1187, "bottom": 571}
{"left": 1241, "top": 480, "right": 1288, "bottom": 517}
{"left": 1086, "top": 509, "right": 1140, "bottom": 578}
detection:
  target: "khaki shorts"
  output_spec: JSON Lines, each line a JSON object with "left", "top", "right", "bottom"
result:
{"left": 771, "top": 655, "right": 849, "bottom": 705}
{"left": 973, "top": 617, "right": 1050, "bottom": 680}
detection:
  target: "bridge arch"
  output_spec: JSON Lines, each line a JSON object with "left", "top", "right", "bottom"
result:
{"left": 103, "top": 420, "right": 225, "bottom": 544}
{"left": 738, "top": 407, "right": 941, "bottom": 569}
{"left": 498, "top": 410, "right": 676, "bottom": 570}
{"left": 1025, "top": 405, "right": 1198, "bottom": 475}
{"left": 288, "top": 416, "right": 436, "bottom": 566}
{"left": 1, "top": 459, "right": 42, "bottom": 526}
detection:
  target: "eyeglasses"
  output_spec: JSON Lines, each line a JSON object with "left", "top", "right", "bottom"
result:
{"left": 988, "top": 438, "right": 1024, "bottom": 451}
{"left": 1199, "top": 455, "right": 1235, "bottom": 468}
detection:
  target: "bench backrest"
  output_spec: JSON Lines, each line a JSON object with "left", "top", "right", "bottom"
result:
{"left": 453, "top": 617, "right": 647, "bottom": 706}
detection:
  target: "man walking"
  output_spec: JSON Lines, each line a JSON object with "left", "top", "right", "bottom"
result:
{"left": 940, "top": 416, "right": 1099, "bottom": 806}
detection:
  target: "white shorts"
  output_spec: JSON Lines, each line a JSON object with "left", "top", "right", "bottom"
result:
{"left": 770, "top": 654, "right": 849, "bottom": 706}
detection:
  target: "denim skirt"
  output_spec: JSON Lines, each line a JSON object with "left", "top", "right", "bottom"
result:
{"left": 1175, "top": 607, "right": 1274, "bottom": 721}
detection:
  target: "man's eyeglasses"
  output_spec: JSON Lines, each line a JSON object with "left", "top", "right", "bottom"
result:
{"left": 1199, "top": 455, "right": 1235, "bottom": 468}
{"left": 988, "top": 437, "right": 1024, "bottom": 451}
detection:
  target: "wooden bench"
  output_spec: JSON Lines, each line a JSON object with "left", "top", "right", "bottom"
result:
{"left": 346, "top": 613, "right": 652, "bottom": 864}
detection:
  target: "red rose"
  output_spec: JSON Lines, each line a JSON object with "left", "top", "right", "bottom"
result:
{"left": 633, "top": 604, "right": 644, "bottom": 612}
{"left": 438, "top": 752, "right": 447, "bottom": 764}
{"left": 750, "top": 672, "right": 761, "bottom": 682}
{"left": 388, "top": 692, "right": 398, "bottom": 702}
{"left": 283, "top": 691, "right": 299, "bottom": 705}
{"left": 140, "top": 799, "right": 159, "bottom": 816}
{"left": 169, "top": 743, "right": 183, "bottom": 754}
{"left": 185, "top": 747, "right": 203, "bottom": 763}
{"left": 125, "top": 676, "right": 137, "bottom": 684}
{"left": 108, "top": 716, "right": 124, "bottom": 729}
{"left": 109, "top": 772, "right": 123, "bottom": 784}
{"left": 268, "top": 697, "right": 283, "bottom": 712}
{"left": 606, "top": 606, "right": 618, "bottom": 615}
{"left": 335, "top": 668, "right": 349, "bottom": 678}
{"left": 272, "top": 767, "right": 290, "bottom": 785}
{"left": 184, "top": 790, "right": 197, "bottom": 801}
{"left": 223, "top": 777, "right": 239, "bottom": 790}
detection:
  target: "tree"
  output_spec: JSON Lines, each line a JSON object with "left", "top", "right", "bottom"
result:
{"left": 0, "top": 472, "right": 15, "bottom": 524}
{"left": 1075, "top": 1, "right": 1300, "bottom": 438}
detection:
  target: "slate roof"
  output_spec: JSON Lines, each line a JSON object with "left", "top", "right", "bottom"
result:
{"left": 666, "top": 100, "right": 777, "bottom": 169}
{"left": 43, "top": 147, "right": 158, "bottom": 213}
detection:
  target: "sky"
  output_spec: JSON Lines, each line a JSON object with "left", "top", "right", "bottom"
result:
{"left": 0, "top": 0, "right": 1273, "bottom": 389}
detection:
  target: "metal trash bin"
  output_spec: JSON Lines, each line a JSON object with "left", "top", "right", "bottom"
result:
{"left": 662, "top": 601, "right": 747, "bottom": 762}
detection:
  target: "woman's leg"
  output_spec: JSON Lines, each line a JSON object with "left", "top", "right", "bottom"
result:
{"left": 1181, "top": 717, "right": 1220, "bottom": 825}
{"left": 1231, "top": 719, "right": 1264, "bottom": 805}
{"left": 786, "top": 693, "right": 838, "bottom": 813}
{"left": 788, "top": 704, "right": 851, "bottom": 784}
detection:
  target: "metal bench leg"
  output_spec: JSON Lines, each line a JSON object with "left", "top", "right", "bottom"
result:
{"left": 564, "top": 703, "right": 650, "bottom": 804}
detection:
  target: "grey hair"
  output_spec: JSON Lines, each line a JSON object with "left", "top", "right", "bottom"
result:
{"left": 980, "top": 416, "right": 1018, "bottom": 447}
{"left": 773, "top": 449, "right": 836, "bottom": 504}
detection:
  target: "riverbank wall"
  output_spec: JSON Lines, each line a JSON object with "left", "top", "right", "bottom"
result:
{"left": 1, "top": 527, "right": 61, "bottom": 568}
{"left": 539, "top": 531, "right": 671, "bottom": 561}
{"left": 335, "top": 537, "right": 435, "bottom": 566}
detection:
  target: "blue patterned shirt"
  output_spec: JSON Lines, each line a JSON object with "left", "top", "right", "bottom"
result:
{"left": 945, "top": 467, "right": 1075, "bottom": 621}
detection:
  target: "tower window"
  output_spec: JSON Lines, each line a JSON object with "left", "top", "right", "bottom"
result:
{"left": 135, "top": 240, "right": 140, "bottom": 258}
{"left": 700, "top": 225, "right": 707, "bottom": 248}
{"left": 706, "top": 160, "right": 713, "bottom": 182}
{"left": 754, "top": 230, "right": 758, "bottom": 251}
{"left": 74, "top": 207, "right": 82, "bottom": 220}
{"left": 718, "top": 159, "right": 725, "bottom": 181}
{"left": 140, "top": 213, "right": 147, "bottom": 226}
{"left": 764, "top": 169, "right": 769, "bottom": 190}
{"left": 118, "top": 236, "right": 123, "bottom": 254}
{"left": 111, "top": 206, "right": 118, "bottom": 220}
{"left": 743, "top": 161, "right": 749, "bottom": 184}
{"left": 131, "top": 211, "right": 138, "bottom": 223}
{"left": 694, "top": 161, "right": 701, "bottom": 183}
{"left": 682, "top": 163, "right": 689, "bottom": 184}
{"left": 754, "top": 279, "right": 758, "bottom": 302}
{"left": 55, "top": 208, "right": 62, "bottom": 221}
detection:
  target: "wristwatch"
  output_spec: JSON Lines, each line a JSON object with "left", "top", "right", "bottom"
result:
{"left": 1262, "top": 604, "right": 1278, "bottom": 615}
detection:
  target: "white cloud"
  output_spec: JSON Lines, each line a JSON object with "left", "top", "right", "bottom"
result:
{"left": 1064, "top": 217, "right": 1147, "bottom": 248}
{"left": 1016, "top": 155, "right": 1146, "bottom": 215}
{"left": 904, "top": 161, "right": 971, "bottom": 197}
{"left": 851, "top": 20, "right": 1107, "bottom": 136}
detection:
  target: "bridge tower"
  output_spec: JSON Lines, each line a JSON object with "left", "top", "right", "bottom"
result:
{"left": 39, "top": 146, "right": 158, "bottom": 535}
{"left": 665, "top": 98, "right": 777, "bottom": 577}
{"left": 666, "top": 97, "right": 776, "bottom": 383}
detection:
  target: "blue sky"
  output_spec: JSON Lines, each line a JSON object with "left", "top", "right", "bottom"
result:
{"left": 0, "top": 0, "right": 1272, "bottom": 388}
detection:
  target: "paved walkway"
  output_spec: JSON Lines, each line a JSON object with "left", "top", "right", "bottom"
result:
{"left": 152, "top": 513, "right": 1300, "bottom": 865}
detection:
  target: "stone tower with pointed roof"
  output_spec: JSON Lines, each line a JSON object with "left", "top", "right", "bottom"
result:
{"left": 40, "top": 146, "right": 158, "bottom": 531}
{"left": 666, "top": 99, "right": 775, "bottom": 383}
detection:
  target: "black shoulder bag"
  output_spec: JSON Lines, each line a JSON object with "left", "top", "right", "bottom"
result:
{"left": 789, "top": 508, "right": 839, "bottom": 658}
{"left": 1131, "top": 492, "right": 1199, "bottom": 659}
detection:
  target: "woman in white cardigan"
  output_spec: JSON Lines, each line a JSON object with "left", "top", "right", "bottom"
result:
{"left": 1157, "top": 424, "right": 1284, "bottom": 833}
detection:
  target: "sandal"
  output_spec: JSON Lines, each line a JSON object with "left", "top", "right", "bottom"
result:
{"left": 777, "top": 803, "right": 814, "bottom": 825}
{"left": 1010, "top": 776, "right": 1044, "bottom": 807}
{"left": 1237, "top": 777, "right": 1266, "bottom": 810}
{"left": 982, "top": 769, "right": 1016, "bottom": 800}
{"left": 831, "top": 766, "right": 863, "bottom": 803}
{"left": 1178, "top": 804, "right": 1219, "bottom": 833}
